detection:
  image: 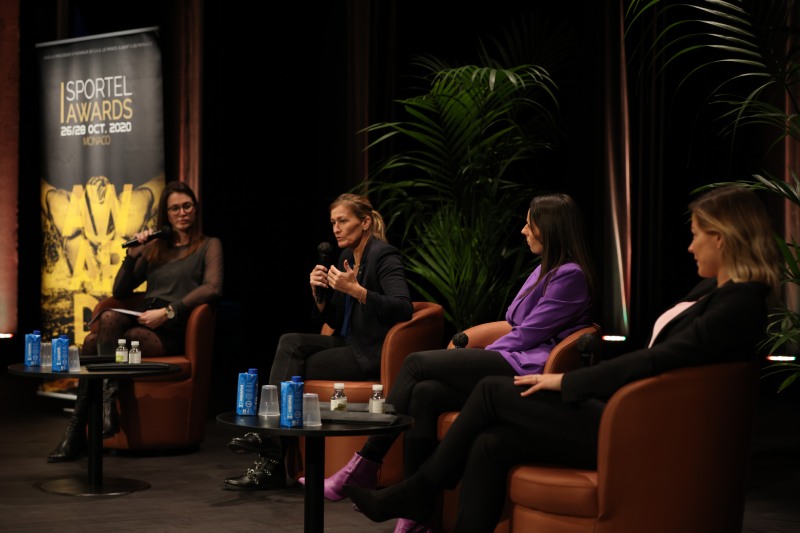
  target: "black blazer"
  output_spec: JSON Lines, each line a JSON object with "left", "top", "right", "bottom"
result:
{"left": 320, "top": 237, "right": 413, "bottom": 375}
{"left": 562, "top": 278, "right": 769, "bottom": 403}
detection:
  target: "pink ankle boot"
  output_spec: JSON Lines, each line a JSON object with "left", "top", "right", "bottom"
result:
{"left": 394, "top": 518, "right": 433, "bottom": 533}
{"left": 298, "top": 452, "right": 381, "bottom": 501}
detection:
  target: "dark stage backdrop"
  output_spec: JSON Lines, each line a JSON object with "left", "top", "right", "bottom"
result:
{"left": 36, "top": 27, "right": 165, "bottom": 346}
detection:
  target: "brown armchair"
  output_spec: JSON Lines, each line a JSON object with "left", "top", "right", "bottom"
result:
{"left": 504, "top": 360, "right": 759, "bottom": 533}
{"left": 438, "top": 322, "right": 602, "bottom": 533}
{"left": 301, "top": 301, "right": 445, "bottom": 486}
{"left": 81, "top": 294, "right": 217, "bottom": 451}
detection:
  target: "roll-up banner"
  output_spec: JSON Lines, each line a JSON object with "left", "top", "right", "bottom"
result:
{"left": 36, "top": 27, "right": 165, "bottom": 347}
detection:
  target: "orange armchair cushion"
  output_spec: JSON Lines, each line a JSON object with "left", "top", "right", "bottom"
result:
{"left": 301, "top": 301, "right": 445, "bottom": 486}
{"left": 82, "top": 294, "right": 217, "bottom": 451}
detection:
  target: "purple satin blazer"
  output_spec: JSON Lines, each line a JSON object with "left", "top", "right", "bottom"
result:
{"left": 486, "top": 263, "right": 592, "bottom": 375}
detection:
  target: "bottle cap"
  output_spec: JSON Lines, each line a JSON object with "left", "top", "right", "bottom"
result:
{"left": 248, "top": 368, "right": 258, "bottom": 374}
{"left": 334, "top": 382, "right": 345, "bottom": 389}
{"left": 33, "top": 330, "right": 40, "bottom": 334}
{"left": 292, "top": 375, "right": 303, "bottom": 382}
{"left": 131, "top": 341, "right": 140, "bottom": 346}
{"left": 118, "top": 339, "right": 126, "bottom": 343}
{"left": 372, "top": 384, "right": 383, "bottom": 391}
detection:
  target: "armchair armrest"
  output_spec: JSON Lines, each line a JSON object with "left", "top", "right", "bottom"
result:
{"left": 381, "top": 301, "right": 444, "bottom": 394}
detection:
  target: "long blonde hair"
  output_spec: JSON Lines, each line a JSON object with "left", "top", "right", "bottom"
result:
{"left": 329, "top": 194, "right": 388, "bottom": 242}
{"left": 689, "top": 186, "right": 780, "bottom": 297}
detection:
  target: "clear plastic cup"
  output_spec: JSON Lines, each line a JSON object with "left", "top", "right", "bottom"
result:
{"left": 302, "top": 393, "right": 322, "bottom": 428}
{"left": 41, "top": 342, "right": 52, "bottom": 368}
{"left": 68, "top": 345, "right": 81, "bottom": 372}
{"left": 258, "top": 385, "right": 280, "bottom": 427}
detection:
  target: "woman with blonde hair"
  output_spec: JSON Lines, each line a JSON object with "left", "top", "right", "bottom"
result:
{"left": 223, "top": 193, "right": 414, "bottom": 491}
{"left": 317, "top": 192, "right": 598, "bottom": 533}
{"left": 346, "top": 185, "right": 780, "bottom": 533}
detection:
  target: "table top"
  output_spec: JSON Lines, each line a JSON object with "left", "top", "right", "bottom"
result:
{"left": 216, "top": 411, "right": 413, "bottom": 438}
{"left": 7, "top": 362, "right": 181, "bottom": 380}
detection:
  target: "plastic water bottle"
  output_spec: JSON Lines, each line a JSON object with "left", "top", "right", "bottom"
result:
{"left": 115, "top": 339, "right": 128, "bottom": 363}
{"left": 369, "top": 384, "right": 385, "bottom": 414}
{"left": 331, "top": 382, "right": 348, "bottom": 411}
{"left": 128, "top": 340, "right": 141, "bottom": 364}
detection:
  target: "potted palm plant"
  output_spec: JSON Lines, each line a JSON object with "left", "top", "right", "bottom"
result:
{"left": 355, "top": 13, "right": 582, "bottom": 334}
{"left": 626, "top": 0, "right": 800, "bottom": 391}
{"left": 359, "top": 55, "right": 562, "bottom": 332}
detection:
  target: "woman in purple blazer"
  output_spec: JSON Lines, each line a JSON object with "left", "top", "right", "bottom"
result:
{"left": 346, "top": 185, "right": 781, "bottom": 533}
{"left": 307, "top": 193, "right": 597, "bottom": 532}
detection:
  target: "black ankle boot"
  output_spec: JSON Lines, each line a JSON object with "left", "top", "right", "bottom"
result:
{"left": 47, "top": 379, "right": 88, "bottom": 463}
{"left": 102, "top": 378, "right": 120, "bottom": 438}
{"left": 223, "top": 452, "right": 287, "bottom": 491}
{"left": 227, "top": 432, "right": 274, "bottom": 454}
{"left": 345, "top": 473, "right": 438, "bottom": 523}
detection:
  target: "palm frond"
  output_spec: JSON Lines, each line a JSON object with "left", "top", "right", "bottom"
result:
{"left": 628, "top": 0, "right": 800, "bottom": 393}
{"left": 360, "top": 18, "right": 567, "bottom": 329}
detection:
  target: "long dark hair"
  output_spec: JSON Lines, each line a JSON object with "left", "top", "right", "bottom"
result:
{"left": 145, "top": 181, "right": 203, "bottom": 262}
{"left": 528, "top": 193, "right": 597, "bottom": 299}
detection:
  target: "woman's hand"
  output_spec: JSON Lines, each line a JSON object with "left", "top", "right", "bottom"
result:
{"left": 327, "top": 260, "right": 361, "bottom": 297}
{"left": 126, "top": 228, "right": 157, "bottom": 257}
{"left": 138, "top": 308, "right": 169, "bottom": 329}
{"left": 514, "top": 373, "right": 563, "bottom": 396}
{"left": 310, "top": 264, "right": 330, "bottom": 294}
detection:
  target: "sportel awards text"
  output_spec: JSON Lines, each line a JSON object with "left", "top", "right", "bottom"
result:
{"left": 59, "top": 74, "right": 134, "bottom": 144}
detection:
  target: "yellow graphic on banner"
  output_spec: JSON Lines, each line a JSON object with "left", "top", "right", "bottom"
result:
{"left": 41, "top": 175, "right": 163, "bottom": 346}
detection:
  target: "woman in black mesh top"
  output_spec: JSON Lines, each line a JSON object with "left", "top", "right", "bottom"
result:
{"left": 47, "top": 181, "right": 224, "bottom": 463}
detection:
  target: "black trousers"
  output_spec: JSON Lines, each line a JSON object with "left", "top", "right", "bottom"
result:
{"left": 267, "top": 332, "right": 374, "bottom": 386}
{"left": 361, "top": 348, "right": 516, "bottom": 477}
{"left": 420, "top": 375, "right": 604, "bottom": 533}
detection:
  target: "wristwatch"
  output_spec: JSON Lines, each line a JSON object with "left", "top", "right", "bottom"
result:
{"left": 165, "top": 305, "right": 176, "bottom": 319}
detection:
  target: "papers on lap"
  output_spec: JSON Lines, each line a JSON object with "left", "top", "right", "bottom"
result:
{"left": 87, "top": 308, "right": 143, "bottom": 326}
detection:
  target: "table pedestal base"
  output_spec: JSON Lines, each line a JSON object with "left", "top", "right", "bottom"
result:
{"left": 36, "top": 476, "right": 150, "bottom": 496}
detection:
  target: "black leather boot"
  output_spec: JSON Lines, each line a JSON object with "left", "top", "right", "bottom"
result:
{"left": 223, "top": 452, "right": 287, "bottom": 491}
{"left": 227, "top": 432, "right": 272, "bottom": 454}
{"left": 47, "top": 379, "right": 88, "bottom": 463}
{"left": 102, "top": 378, "right": 120, "bottom": 438}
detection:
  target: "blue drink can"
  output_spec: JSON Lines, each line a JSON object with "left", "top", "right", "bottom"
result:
{"left": 52, "top": 335, "right": 70, "bottom": 372}
{"left": 24, "top": 330, "right": 42, "bottom": 367}
{"left": 236, "top": 368, "right": 259, "bottom": 415}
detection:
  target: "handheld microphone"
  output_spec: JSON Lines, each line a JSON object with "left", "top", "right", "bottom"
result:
{"left": 316, "top": 242, "right": 334, "bottom": 303}
{"left": 451, "top": 332, "right": 469, "bottom": 348}
{"left": 576, "top": 332, "right": 601, "bottom": 367}
{"left": 122, "top": 225, "right": 174, "bottom": 249}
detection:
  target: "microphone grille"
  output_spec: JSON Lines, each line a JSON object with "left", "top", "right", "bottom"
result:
{"left": 451, "top": 332, "right": 469, "bottom": 348}
{"left": 318, "top": 242, "right": 333, "bottom": 254}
